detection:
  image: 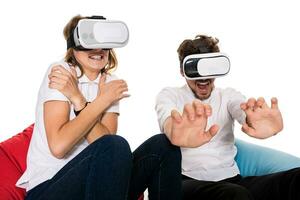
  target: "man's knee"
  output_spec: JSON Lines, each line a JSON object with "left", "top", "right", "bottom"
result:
{"left": 220, "top": 184, "right": 253, "bottom": 200}
{"left": 149, "top": 134, "right": 181, "bottom": 157}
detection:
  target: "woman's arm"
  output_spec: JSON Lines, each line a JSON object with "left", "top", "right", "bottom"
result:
{"left": 44, "top": 97, "right": 111, "bottom": 159}
{"left": 46, "top": 66, "right": 128, "bottom": 158}
{"left": 85, "top": 112, "right": 118, "bottom": 144}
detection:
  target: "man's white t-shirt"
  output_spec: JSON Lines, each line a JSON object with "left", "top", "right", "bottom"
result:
{"left": 155, "top": 84, "right": 246, "bottom": 181}
{"left": 16, "top": 61, "right": 119, "bottom": 191}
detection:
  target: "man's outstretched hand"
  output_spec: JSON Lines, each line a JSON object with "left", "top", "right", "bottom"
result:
{"left": 240, "top": 97, "right": 283, "bottom": 139}
{"left": 166, "top": 100, "right": 219, "bottom": 148}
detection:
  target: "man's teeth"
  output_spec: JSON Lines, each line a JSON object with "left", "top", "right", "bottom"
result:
{"left": 197, "top": 82, "right": 209, "bottom": 86}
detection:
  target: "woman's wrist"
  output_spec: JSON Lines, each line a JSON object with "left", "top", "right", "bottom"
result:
{"left": 95, "top": 94, "right": 112, "bottom": 109}
{"left": 74, "top": 101, "right": 90, "bottom": 116}
{"left": 71, "top": 94, "right": 87, "bottom": 111}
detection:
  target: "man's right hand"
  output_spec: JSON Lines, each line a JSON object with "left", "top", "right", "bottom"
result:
{"left": 165, "top": 100, "right": 219, "bottom": 148}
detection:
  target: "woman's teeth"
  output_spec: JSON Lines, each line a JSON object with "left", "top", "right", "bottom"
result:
{"left": 89, "top": 55, "right": 103, "bottom": 60}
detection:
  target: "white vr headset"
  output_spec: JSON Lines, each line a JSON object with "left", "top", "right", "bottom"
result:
{"left": 67, "top": 16, "right": 129, "bottom": 50}
{"left": 182, "top": 52, "right": 230, "bottom": 80}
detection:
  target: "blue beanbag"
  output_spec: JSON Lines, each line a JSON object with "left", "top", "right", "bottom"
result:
{"left": 235, "top": 139, "right": 300, "bottom": 177}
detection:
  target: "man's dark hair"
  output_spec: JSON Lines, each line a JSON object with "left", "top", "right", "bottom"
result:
{"left": 177, "top": 35, "right": 220, "bottom": 68}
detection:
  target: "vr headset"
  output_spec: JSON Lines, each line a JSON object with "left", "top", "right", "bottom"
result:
{"left": 67, "top": 16, "right": 129, "bottom": 50}
{"left": 182, "top": 52, "right": 230, "bottom": 80}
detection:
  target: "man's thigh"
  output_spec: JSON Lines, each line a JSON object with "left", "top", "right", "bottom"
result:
{"left": 182, "top": 176, "right": 253, "bottom": 200}
{"left": 238, "top": 167, "right": 300, "bottom": 200}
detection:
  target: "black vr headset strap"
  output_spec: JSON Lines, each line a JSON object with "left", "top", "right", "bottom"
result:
{"left": 67, "top": 29, "right": 76, "bottom": 50}
{"left": 67, "top": 16, "right": 106, "bottom": 50}
{"left": 87, "top": 15, "right": 106, "bottom": 20}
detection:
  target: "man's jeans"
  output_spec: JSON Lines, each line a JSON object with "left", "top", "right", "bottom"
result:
{"left": 25, "top": 134, "right": 181, "bottom": 200}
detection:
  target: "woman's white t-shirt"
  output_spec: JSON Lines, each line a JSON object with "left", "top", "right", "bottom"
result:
{"left": 16, "top": 61, "right": 119, "bottom": 191}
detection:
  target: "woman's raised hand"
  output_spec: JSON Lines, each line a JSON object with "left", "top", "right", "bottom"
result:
{"left": 48, "top": 65, "right": 86, "bottom": 110}
{"left": 97, "top": 73, "right": 130, "bottom": 105}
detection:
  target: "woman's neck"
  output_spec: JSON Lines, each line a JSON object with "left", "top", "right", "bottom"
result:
{"left": 83, "top": 68, "right": 101, "bottom": 81}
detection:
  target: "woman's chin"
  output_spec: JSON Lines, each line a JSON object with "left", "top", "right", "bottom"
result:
{"left": 86, "top": 64, "right": 105, "bottom": 71}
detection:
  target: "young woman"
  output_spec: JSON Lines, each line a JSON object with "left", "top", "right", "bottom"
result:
{"left": 17, "top": 15, "right": 182, "bottom": 200}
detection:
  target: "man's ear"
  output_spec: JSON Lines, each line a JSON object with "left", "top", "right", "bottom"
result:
{"left": 180, "top": 67, "right": 184, "bottom": 77}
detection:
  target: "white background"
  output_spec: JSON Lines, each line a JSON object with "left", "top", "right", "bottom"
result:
{"left": 0, "top": 0, "right": 299, "bottom": 157}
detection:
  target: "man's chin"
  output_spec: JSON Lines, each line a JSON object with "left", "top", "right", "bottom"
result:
{"left": 196, "top": 92, "right": 211, "bottom": 100}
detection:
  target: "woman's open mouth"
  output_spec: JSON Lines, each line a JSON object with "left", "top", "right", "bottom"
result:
{"left": 88, "top": 54, "right": 104, "bottom": 61}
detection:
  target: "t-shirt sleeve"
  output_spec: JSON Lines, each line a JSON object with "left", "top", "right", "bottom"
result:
{"left": 104, "top": 74, "right": 119, "bottom": 114}
{"left": 40, "top": 62, "right": 69, "bottom": 103}
{"left": 155, "top": 88, "right": 178, "bottom": 132}
{"left": 226, "top": 88, "right": 246, "bottom": 125}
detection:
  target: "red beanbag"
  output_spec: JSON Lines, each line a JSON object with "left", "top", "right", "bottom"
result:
{"left": 0, "top": 124, "right": 145, "bottom": 200}
{"left": 0, "top": 124, "right": 34, "bottom": 200}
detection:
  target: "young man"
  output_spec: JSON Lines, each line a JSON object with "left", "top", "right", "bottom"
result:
{"left": 155, "top": 34, "right": 300, "bottom": 200}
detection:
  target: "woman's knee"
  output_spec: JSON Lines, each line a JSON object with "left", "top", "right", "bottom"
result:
{"left": 92, "top": 135, "right": 132, "bottom": 159}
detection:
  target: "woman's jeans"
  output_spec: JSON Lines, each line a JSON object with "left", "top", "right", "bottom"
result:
{"left": 25, "top": 134, "right": 182, "bottom": 200}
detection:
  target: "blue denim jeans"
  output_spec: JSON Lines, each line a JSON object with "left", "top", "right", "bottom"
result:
{"left": 25, "top": 134, "right": 181, "bottom": 200}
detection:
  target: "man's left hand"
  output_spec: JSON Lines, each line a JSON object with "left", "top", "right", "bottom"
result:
{"left": 240, "top": 97, "right": 283, "bottom": 139}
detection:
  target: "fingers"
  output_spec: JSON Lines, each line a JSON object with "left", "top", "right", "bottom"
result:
{"left": 241, "top": 123, "right": 256, "bottom": 137}
{"left": 271, "top": 97, "right": 279, "bottom": 109}
{"left": 206, "top": 124, "right": 219, "bottom": 138}
{"left": 51, "top": 65, "right": 70, "bottom": 76}
{"left": 171, "top": 110, "right": 182, "bottom": 123}
{"left": 48, "top": 71, "right": 68, "bottom": 81}
{"left": 49, "top": 77, "right": 66, "bottom": 85}
{"left": 114, "top": 80, "right": 129, "bottom": 95}
{"left": 256, "top": 97, "right": 267, "bottom": 109}
{"left": 183, "top": 100, "right": 212, "bottom": 122}
{"left": 199, "top": 124, "right": 219, "bottom": 144}
{"left": 116, "top": 84, "right": 129, "bottom": 99}
{"left": 241, "top": 97, "right": 278, "bottom": 112}
{"left": 49, "top": 82, "right": 62, "bottom": 90}
{"left": 100, "top": 75, "right": 128, "bottom": 87}
{"left": 204, "top": 104, "right": 212, "bottom": 117}
{"left": 193, "top": 99, "right": 204, "bottom": 116}
{"left": 99, "top": 78, "right": 129, "bottom": 102}
{"left": 99, "top": 73, "right": 107, "bottom": 86}
{"left": 193, "top": 100, "right": 212, "bottom": 117}
{"left": 70, "top": 66, "right": 77, "bottom": 79}
{"left": 240, "top": 102, "right": 247, "bottom": 111}
{"left": 247, "top": 98, "right": 256, "bottom": 111}
{"left": 240, "top": 97, "right": 268, "bottom": 114}
{"left": 111, "top": 79, "right": 129, "bottom": 101}
{"left": 120, "top": 93, "right": 131, "bottom": 99}
{"left": 240, "top": 98, "right": 256, "bottom": 116}
{"left": 49, "top": 65, "right": 77, "bottom": 84}
{"left": 183, "top": 104, "right": 195, "bottom": 121}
